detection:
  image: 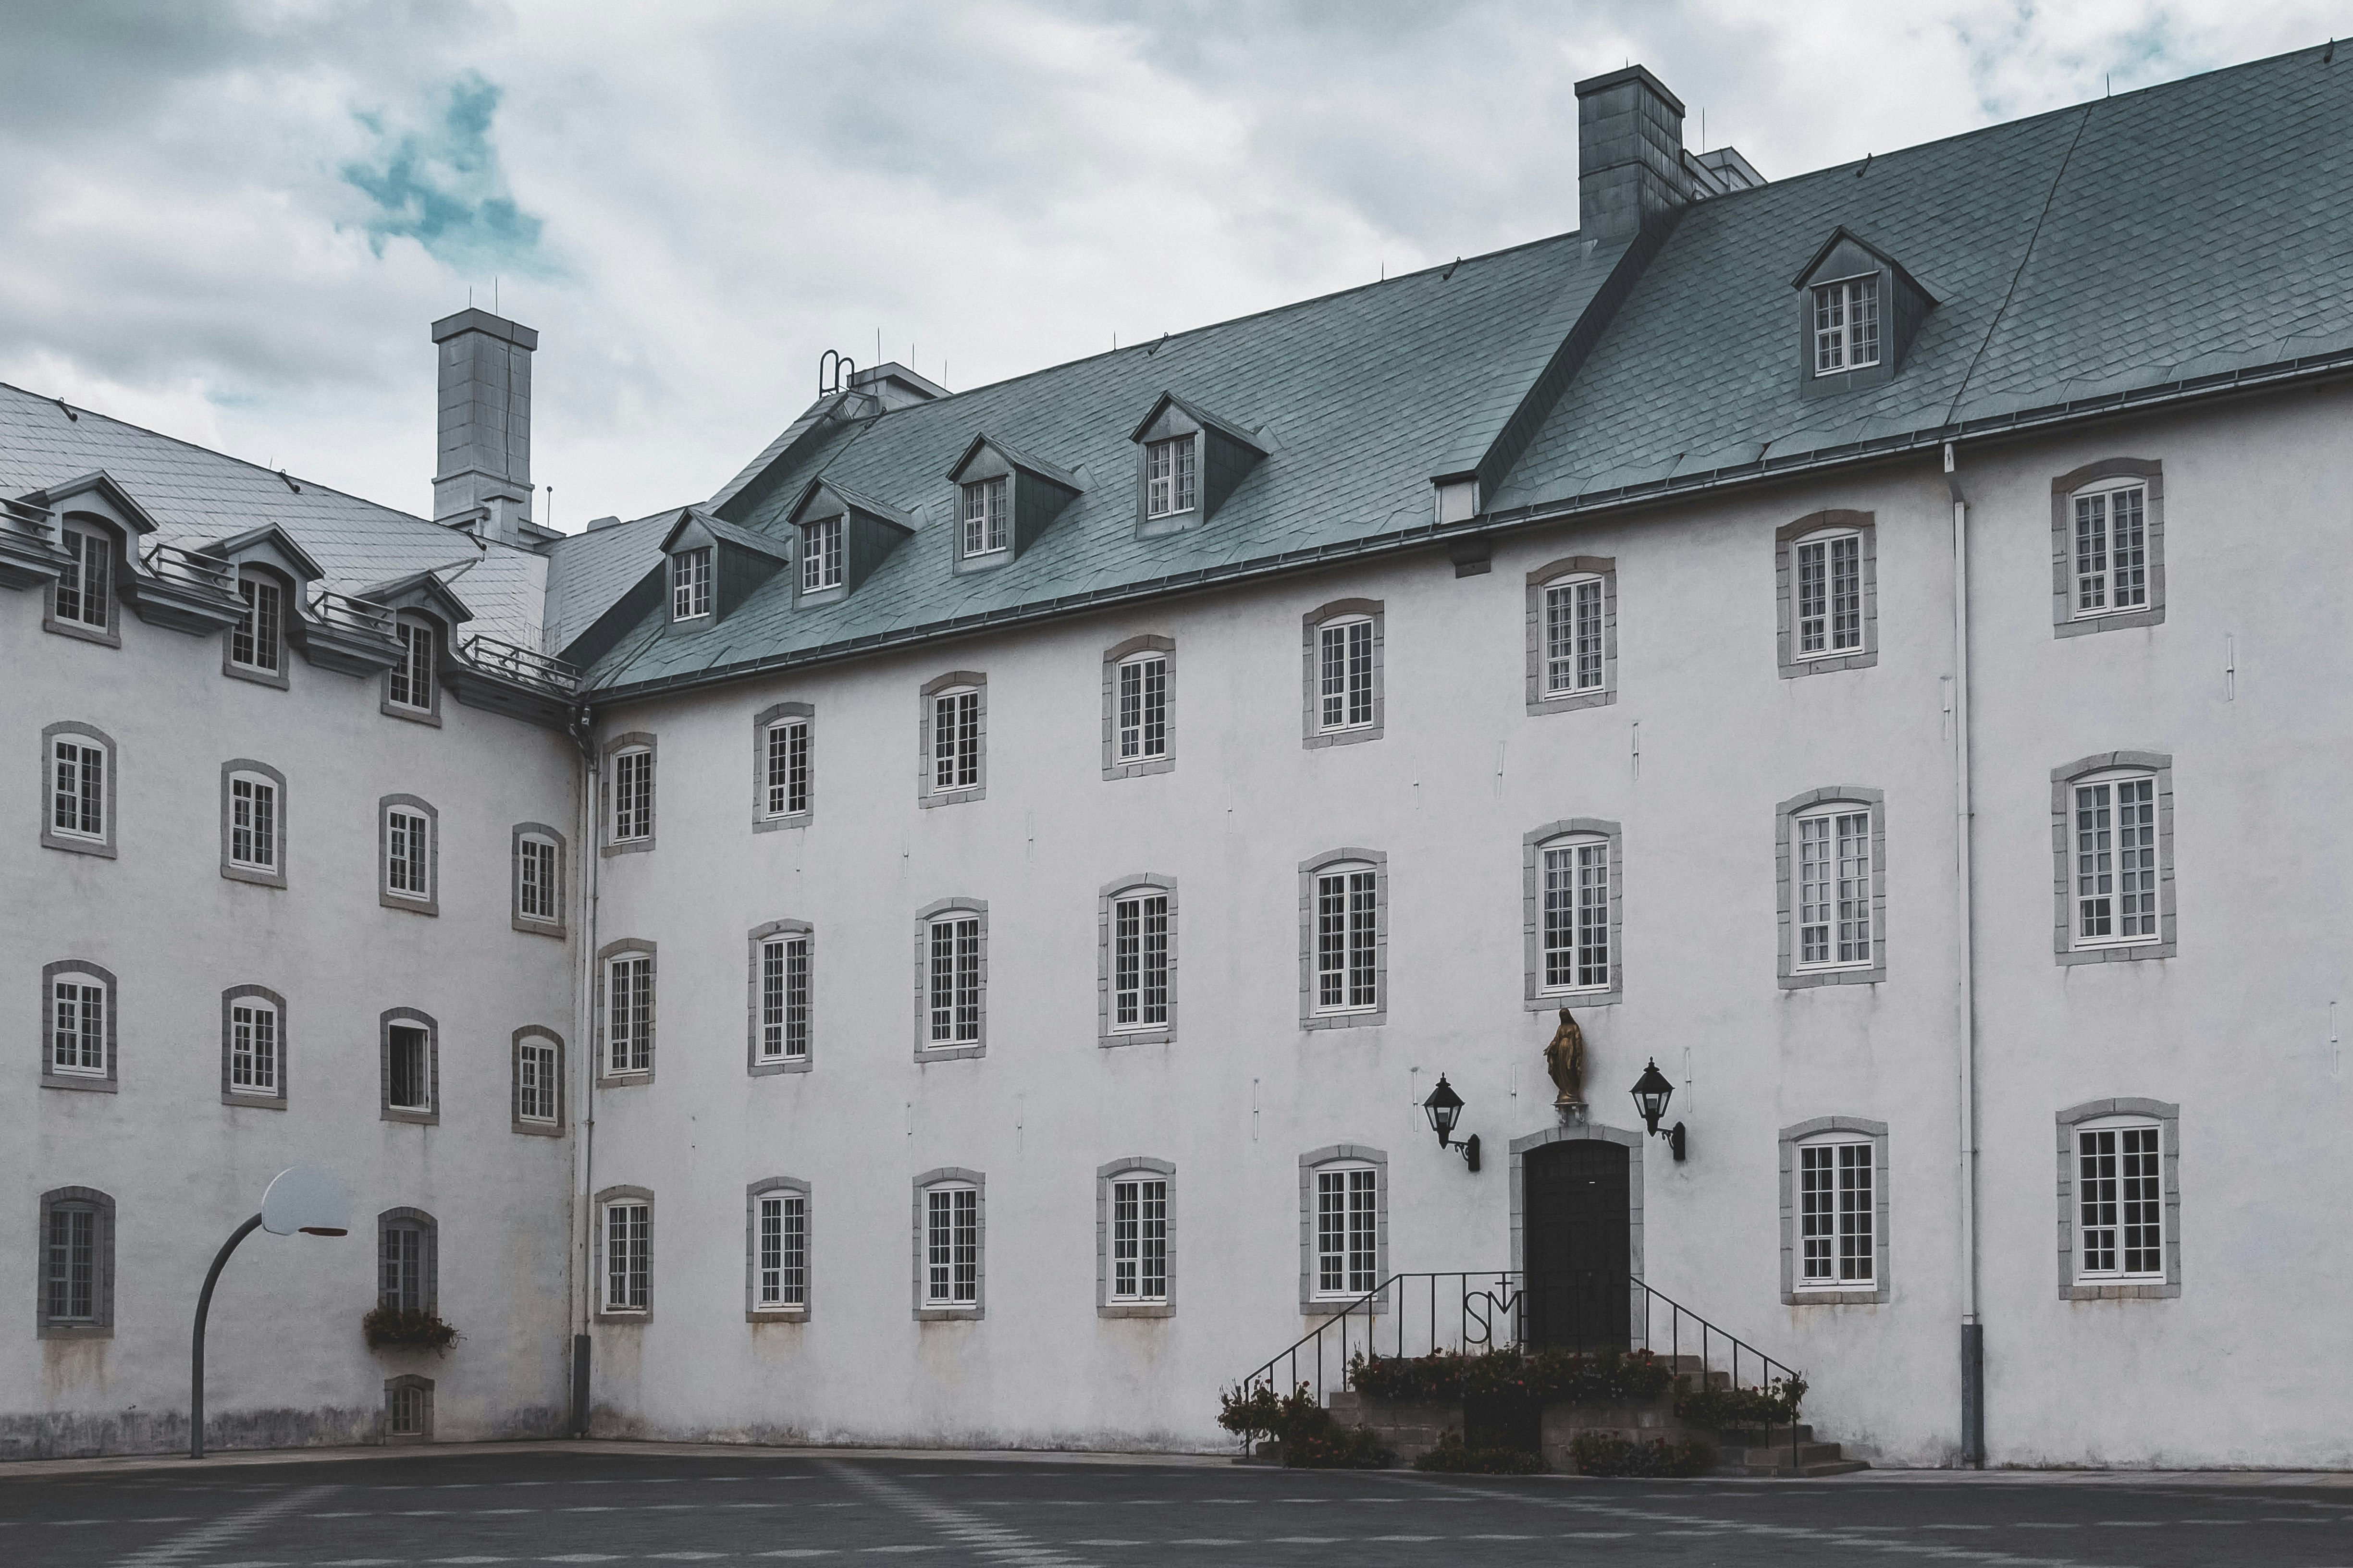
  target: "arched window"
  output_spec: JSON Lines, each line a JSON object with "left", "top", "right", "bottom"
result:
{"left": 42, "top": 961, "right": 115, "bottom": 1088}
{"left": 1097, "top": 1158, "right": 1174, "bottom": 1315}
{"left": 1298, "top": 1147, "right": 1386, "bottom": 1308}
{"left": 916, "top": 902, "right": 986, "bottom": 1058}
{"left": 376, "top": 1208, "right": 438, "bottom": 1313}
{"left": 1302, "top": 600, "right": 1383, "bottom": 745}
{"left": 37, "top": 1187, "right": 115, "bottom": 1335}
{"left": 41, "top": 722, "right": 115, "bottom": 858}
{"left": 914, "top": 1169, "right": 984, "bottom": 1318}
{"left": 1776, "top": 788, "right": 1885, "bottom": 987}
{"left": 222, "top": 761, "right": 287, "bottom": 887}
{"left": 1778, "top": 1118, "right": 1887, "bottom": 1303}
{"left": 222, "top": 985, "right": 286, "bottom": 1105}
{"left": 2052, "top": 753, "right": 2174, "bottom": 963}
{"left": 1099, "top": 878, "right": 1175, "bottom": 1044}
{"left": 1299, "top": 851, "right": 1385, "bottom": 1026}
{"left": 1528, "top": 823, "right": 1618, "bottom": 1002}
{"left": 747, "top": 1177, "right": 810, "bottom": 1317}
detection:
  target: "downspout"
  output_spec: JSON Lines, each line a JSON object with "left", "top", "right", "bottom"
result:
{"left": 567, "top": 702, "right": 601, "bottom": 1438}
{"left": 1946, "top": 442, "right": 1985, "bottom": 1468}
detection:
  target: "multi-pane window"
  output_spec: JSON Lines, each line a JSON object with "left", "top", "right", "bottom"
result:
{"left": 385, "top": 808, "right": 430, "bottom": 898}
{"left": 2074, "top": 776, "right": 2159, "bottom": 945}
{"left": 1117, "top": 654, "right": 1169, "bottom": 762}
{"left": 755, "top": 1191, "right": 808, "bottom": 1310}
{"left": 1314, "top": 864, "right": 1379, "bottom": 1013}
{"left": 606, "top": 956, "right": 653, "bottom": 1074}
{"left": 49, "top": 975, "right": 106, "bottom": 1077}
{"left": 924, "top": 1184, "right": 980, "bottom": 1305}
{"left": 386, "top": 1024, "right": 431, "bottom": 1111}
{"left": 1540, "top": 838, "right": 1610, "bottom": 992}
{"left": 760, "top": 934, "right": 811, "bottom": 1062}
{"left": 2072, "top": 484, "right": 2148, "bottom": 617}
{"left": 931, "top": 689, "right": 981, "bottom": 792}
{"left": 229, "top": 998, "right": 279, "bottom": 1095}
{"left": 1314, "top": 1166, "right": 1379, "bottom": 1297}
{"left": 379, "top": 1221, "right": 429, "bottom": 1311}
{"left": 961, "top": 476, "right": 1010, "bottom": 557}
{"left": 1110, "top": 891, "right": 1170, "bottom": 1031}
{"left": 46, "top": 1206, "right": 99, "bottom": 1322}
{"left": 388, "top": 1382, "right": 431, "bottom": 1438}
{"left": 231, "top": 577, "right": 283, "bottom": 672}
{"left": 51, "top": 738, "right": 105, "bottom": 841}
{"left": 604, "top": 1201, "right": 650, "bottom": 1311}
{"left": 1317, "top": 617, "right": 1375, "bottom": 732}
{"left": 389, "top": 621, "right": 434, "bottom": 710}
{"left": 2078, "top": 1124, "right": 2163, "bottom": 1280}
{"left": 1794, "top": 533, "right": 1862, "bottom": 657}
{"left": 517, "top": 1038, "right": 560, "bottom": 1123}
{"left": 518, "top": 836, "right": 559, "bottom": 921}
{"left": 1543, "top": 576, "right": 1605, "bottom": 696}
{"left": 672, "top": 547, "right": 712, "bottom": 620}
{"left": 1811, "top": 275, "right": 1881, "bottom": 374}
{"left": 802, "top": 516, "right": 844, "bottom": 592}
{"left": 1109, "top": 1177, "right": 1168, "bottom": 1303}
{"left": 1796, "top": 807, "right": 1873, "bottom": 968}
{"left": 1798, "top": 1141, "right": 1874, "bottom": 1287}
{"left": 926, "top": 915, "right": 982, "bottom": 1047}
{"left": 1145, "top": 436, "right": 1196, "bottom": 518}
{"left": 229, "top": 775, "right": 277, "bottom": 870}
{"left": 765, "top": 719, "right": 811, "bottom": 818}
{"left": 55, "top": 527, "right": 111, "bottom": 629}
{"left": 612, "top": 748, "right": 653, "bottom": 841}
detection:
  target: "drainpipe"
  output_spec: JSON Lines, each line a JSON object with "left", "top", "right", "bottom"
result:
{"left": 567, "top": 703, "right": 601, "bottom": 1439}
{"left": 1946, "top": 442, "right": 1985, "bottom": 1469}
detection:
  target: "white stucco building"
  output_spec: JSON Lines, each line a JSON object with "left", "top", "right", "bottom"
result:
{"left": 8, "top": 47, "right": 2353, "bottom": 1469}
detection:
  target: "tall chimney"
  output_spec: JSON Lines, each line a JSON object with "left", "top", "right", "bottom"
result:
{"left": 1575, "top": 65, "right": 1690, "bottom": 245}
{"left": 430, "top": 307, "right": 537, "bottom": 544}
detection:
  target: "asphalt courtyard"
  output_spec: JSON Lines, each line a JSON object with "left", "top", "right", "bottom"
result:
{"left": 4, "top": 1444, "right": 2350, "bottom": 1568}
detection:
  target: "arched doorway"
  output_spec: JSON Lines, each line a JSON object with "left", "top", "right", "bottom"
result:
{"left": 1521, "top": 1138, "right": 1631, "bottom": 1351}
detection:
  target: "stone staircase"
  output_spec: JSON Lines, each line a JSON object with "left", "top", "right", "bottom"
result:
{"left": 1663, "top": 1357, "right": 1865, "bottom": 1477}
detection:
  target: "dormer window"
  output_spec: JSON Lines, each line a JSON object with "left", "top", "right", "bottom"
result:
{"left": 1145, "top": 437, "right": 1196, "bottom": 519}
{"left": 802, "top": 517, "right": 843, "bottom": 592}
{"left": 1811, "top": 276, "right": 1880, "bottom": 375}
{"left": 389, "top": 620, "right": 435, "bottom": 712}
{"left": 55, "top": 526, "right": 111, "bottom": 630}
{"left": 672, "top": 547, "right": 712, "bottom": 621}
{"left": 230, "top": 575, "right": 283, "bottom": 674}
{"left": 961, "top": 478, "right": 1010, "bottom": 558}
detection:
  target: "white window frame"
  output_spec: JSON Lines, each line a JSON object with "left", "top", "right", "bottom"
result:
{"left": 1108, "top": 1173, "right": 1170, "bottom": 1305}
{"left": 672, "top": 547, "right": 713, "bottom": 621}
{"left": 2073, "top": 1117, "right": 2165, "bottom": 1284}
{"left": 1316, "top": 616, "right": 1376, "bottom": 734}
{"left": 47, "top": 968, "right": 109, "bottom": 1080}
{"left": 54, "top": 525, "right": 113, "bottom": 632}
{"left": 1537, "top": 833, "right": 1612, "bottom": 997}
{"left": 230, "top": 574, "right": 283, "bottom": 675}
{"left": 226, "top": 994, "right": 281, "bottom": 1098}
{"left": 1796, "top": 1138, "right": 1875, "bottom": 1291}
{"left": 49, "top": 734, "right": 107, "bottom": 845}
{"left": 1109, "top": 887, "right": 1170, "bottom": 1036}
{"left": 388, "top": 619, "right": 436, "bottom": 713}
{"left": 1793, "top": 803, "right": 1873, "bottom": 973}
{"left": 2070, "top": 481, "right": 2150, "bottom": 620}
{"left": 383, "top": 804, "right": 433, "bottom": 904}
{"left": 609, "top": 745, "right": 654, "bottom": 845}
{"left": 1313, "top": 862, "right": 1380, "bottom": 1016}
{"left": 513, "top": 1029, "right": 562, "bottom": 1131}
{"left": 749, "top": 1181, "right": 810, "bottom": 1316}
{"left": 1792, "top": 530, "right": 1864, "bottom": 659}
{"left": 1312, "top": 1163, "right": 1380, "bottom": 1301}
{"left": 765, "top": 718, "right": 810, "bottom": 819}
{"left": 961, "top": 476, "right": 1010, "bottom": 558}
{"left": 600, "top": 1195, "right": 653, "bottom": 1316}
{"left": 930, "top": 687, "right": 982, "bottom": 795}
{"left": 2070, "top": 772, "right": 2161, "bottom": 950}
{"left": 912, "top": 1170, "right": 985, "bottom": 1319}
{"left": 383, "top": 1018, "right": 434, "bottom": 1117}
{"left": 603, "top": 952, "right": 655, "bottom": 1079}
{"left": 756, "top": 931, "right": 812, "bottom": 1065}
{"left": 517, "top": 834, "right": 560, "bottom": 923}
{"left": 1811, "top": 273, "right": 1881, "bottom": 375}
{"left": 924, "top": 911, "right": 984, "bottom": 1052}
{"left": 1116, "top": 652, "right": 1170, "bottom": 763}
{"left": 801, "top": 515, "right": 844, "bottom": 593}
{"left": 226, "top": 771, "right": 278, "bottom": 872}
{"left": 1144, "top": 435, "right": 1196, "bottom": 519}
{"left": 1542, "top": 575, "right": 1606, "bottom": 697}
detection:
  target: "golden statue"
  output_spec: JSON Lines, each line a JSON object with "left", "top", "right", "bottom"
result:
{"left": 1543, "top": 1007, "right": 1587, "bottom": 1108}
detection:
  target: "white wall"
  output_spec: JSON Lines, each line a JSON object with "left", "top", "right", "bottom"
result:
{"left": 1, "top": 576, "right": 579, "bottom": 1458}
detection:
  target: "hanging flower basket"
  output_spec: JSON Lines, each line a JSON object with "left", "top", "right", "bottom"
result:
{"left": 363, "top": 1307, "right": 459, "bottom": 1354}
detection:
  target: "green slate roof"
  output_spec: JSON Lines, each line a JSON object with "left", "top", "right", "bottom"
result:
{"left": 574, "top": 42, "right": 2353, "bottom": 702}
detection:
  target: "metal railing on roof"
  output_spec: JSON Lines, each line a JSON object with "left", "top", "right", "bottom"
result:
{"left": 308, "top": 588, "right": 397, "bottom": 640}
{"left": 140, "top": 541, "right": 237, "bottom": 596}
{"left": 461, "top": 634, "right": 580, "bottom": 695}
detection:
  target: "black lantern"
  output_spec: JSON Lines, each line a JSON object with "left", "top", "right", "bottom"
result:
{"left": 1629, "top": 1058, "right": 1688, "bottom": 1162}
{"left": 1421, "top": 1075, "right": 1480, "bottom": 1172}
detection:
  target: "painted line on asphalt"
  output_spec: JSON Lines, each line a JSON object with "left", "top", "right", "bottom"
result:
{"left": 106, "top": 1482, "right": 337, "bottom": 1568}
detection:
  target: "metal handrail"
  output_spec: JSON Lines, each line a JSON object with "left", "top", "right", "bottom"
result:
{"left": 461, "top": 634, "right": 579, "bottom": 694}
{"left": 1232, "top": 1270, "right": 1805, "bottom": 1472}
{"left": 308, "top": 588, "right": 397, "bottom": 639}
{"left": 140, "top": 541, "right": 237, "bottom": 595}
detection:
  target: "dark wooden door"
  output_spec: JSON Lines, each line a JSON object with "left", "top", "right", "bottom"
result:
{"left": 1521, "top": 1139, "right": 1631, "bottom": 1351}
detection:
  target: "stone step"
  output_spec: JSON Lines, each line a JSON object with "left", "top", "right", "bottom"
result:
{"left": 1711, "top": 1422, "right": 1814, "bottom": 1444}
{"left": 1716, "top": 1456, "right": 1871, "bottom": 1478}
{"left": 1714, "top": 1438, "right": 1866, "bottom": 1478}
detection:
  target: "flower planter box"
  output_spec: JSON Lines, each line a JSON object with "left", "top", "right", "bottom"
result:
{"left": 1331, "top": 1388, "right": 1707, "bottom": 1471}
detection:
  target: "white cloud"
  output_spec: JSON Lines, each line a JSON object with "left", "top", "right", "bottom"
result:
{"left": 0, "top": 0, "right": 2338, "bottom": 527}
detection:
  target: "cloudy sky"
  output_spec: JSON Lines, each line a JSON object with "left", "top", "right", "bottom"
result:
{"left": 1, "top": 0, "right": 2339, "bottom": 527}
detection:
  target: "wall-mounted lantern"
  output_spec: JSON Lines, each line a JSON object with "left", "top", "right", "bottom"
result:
{"left": 1630, "top": 1058, "right": 1688, "bottom": 1162}
{"left": 1422, "top": 1075, "right": 1481, "bottom": 1172}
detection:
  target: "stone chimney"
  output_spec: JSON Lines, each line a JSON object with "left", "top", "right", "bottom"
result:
{"left": 1575, "top": 65, "right": 1693, "bottom": 245}
{"left": 431, "top": 307, "right": 537, "bottom": 544}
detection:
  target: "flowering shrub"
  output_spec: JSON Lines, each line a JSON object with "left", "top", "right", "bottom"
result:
{"left": 1349, "top": 1348, "right": 1675, "bottom": 1406}
{"left": 362, "top": 1307, "right": 459, "bottom": 1354}
{"left": 1569, "top": 1432, "right": 1715, "bottom": 1477}
{"left": 1674, "top": 1377, "right": 1807, "bottom": 1429}
{"left": 1413, "top": 1432, "right": 1545, "bottom": 1474}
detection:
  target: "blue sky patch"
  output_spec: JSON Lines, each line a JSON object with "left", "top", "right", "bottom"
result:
{"left": 342, "top": 73, "right": 549, "bottom": 272}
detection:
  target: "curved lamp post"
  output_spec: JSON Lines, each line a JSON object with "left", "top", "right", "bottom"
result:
{"left": 1629, "top": 1059, "right": 1688, "bottom": 1163}
{"left": 1421, "top": 1075, "right": 1481, "bottom": 1172}
{"left": 190, "top": 1165, "right": 349, "bottom": 1460}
